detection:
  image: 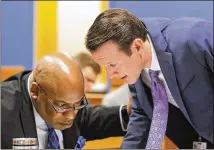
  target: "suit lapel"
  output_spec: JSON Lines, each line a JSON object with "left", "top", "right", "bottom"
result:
{"left": 20, "top": 107, "right": 37, "bottom": 138}
{"left": 143, "top": 19, "right": 193, "bottom": 126}
{"left": 135, "top": 78, "right": 153, "bottom": 119}
{"left": 156, "top": 50, "right": 193, "bottom": 126}
{"left": 20, "top": 73, "right": 37, "bottom": 138}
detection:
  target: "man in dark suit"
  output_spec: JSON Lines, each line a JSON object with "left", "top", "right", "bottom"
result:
{"left": 85, "top": 9, "right": 213, "bottom": 149}
{"left": 1, "top": 52, "right": 130, "bottom": 149}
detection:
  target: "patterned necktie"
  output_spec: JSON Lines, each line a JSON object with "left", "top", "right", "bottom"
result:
{"left": 47, "top": 124, "right": 60, "bottom": 149}
{"left": 145, "top": 70, "right": 169, "bottom": 149}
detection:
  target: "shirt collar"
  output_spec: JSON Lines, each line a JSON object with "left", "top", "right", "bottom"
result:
{"left": 144, "top": 34, "right": 161, "bottom": 71}
{"left": 27, "top": 76, "right": 47, "bottom": 130}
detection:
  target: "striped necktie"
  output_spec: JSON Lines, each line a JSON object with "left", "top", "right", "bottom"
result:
{"left": 47, "top": 124, "right": 60, "bottom": 149}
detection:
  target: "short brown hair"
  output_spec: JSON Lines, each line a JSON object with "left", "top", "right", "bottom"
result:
{"left": 85, "top": 8, "right": 148, "bottom": 56}
{"left": 74, "top": 52, "right": 101, "bottom": 75}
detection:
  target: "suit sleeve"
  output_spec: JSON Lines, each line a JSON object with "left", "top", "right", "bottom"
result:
{"left": 187, "top": 20, "right": 213, "bottom": 72}
{"left": 79, "top": 105, "right": 127, "bottom": 141}
{"left": 121, "top": 85, "right": 151, "bottom": 149}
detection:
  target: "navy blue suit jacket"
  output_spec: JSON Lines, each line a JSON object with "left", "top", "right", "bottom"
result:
{"left": 121, "top": 17, "right": 213, "bottom": 148}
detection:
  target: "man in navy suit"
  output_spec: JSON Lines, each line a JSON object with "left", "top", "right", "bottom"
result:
{"left": 85, "top": 8, "right": 213, "bottom": 149}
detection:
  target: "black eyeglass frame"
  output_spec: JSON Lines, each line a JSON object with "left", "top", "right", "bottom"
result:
{"left": 34, "top": 78, "right": 88, "bottom": 113}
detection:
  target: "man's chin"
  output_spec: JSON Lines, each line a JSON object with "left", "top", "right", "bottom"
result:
{"left": 126, "top": 78, "right": 138, "bottom": 85}
{"left": 127, "top": 74, "right": 142, "bottom": 84}
{"left": 54, "top": 122, "right": 73, "bottom": 130}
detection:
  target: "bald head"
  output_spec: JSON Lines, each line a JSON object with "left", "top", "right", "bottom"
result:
{"left": 29, "top": 52, "right": 87, "bottom": 130}
{"left": 31, "top": 52, "right": 84, "bottom": 103}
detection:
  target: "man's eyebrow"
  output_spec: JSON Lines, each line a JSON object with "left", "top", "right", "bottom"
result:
{"left": 54, "top": 99, "right": 68, "bottom": 104}
{"left": 103, "top": 62, "right": 113, "bottom": 67}
{"left": 54, "top": 95, "right": 84, "bottom": 105}
{"left": 72, "top": 95, "right": 85, "bottom": 105}
{"left": 95, "top": 56, "right": 107, "bottom": 60}
{"left": 86, "top": 78, "right": 96, "bottom": 82}
{"left": 106, "top": 62, "right": 112, "bottom": 65}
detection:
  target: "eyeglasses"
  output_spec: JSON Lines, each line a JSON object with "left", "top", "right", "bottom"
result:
{"left": 34, "top": 78, "right": 88, "bottom": 113}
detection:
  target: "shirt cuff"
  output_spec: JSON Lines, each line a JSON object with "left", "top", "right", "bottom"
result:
{"left": 119, "top": 105, "right": 128, "bottom": 132}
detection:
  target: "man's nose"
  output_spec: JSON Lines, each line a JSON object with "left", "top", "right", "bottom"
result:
{"left": 63, "top": 109, "right": 77, "bottom": 120}
{"left": 106, "top": 68, "right": 118, "bottom": 79}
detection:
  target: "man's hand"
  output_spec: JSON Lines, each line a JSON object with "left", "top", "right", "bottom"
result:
{"left": 127, "top": 96, "right": 133, "bottom": 116}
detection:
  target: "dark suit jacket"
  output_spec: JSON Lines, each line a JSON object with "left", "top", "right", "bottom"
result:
{"left": 1, "top": 71, "right": 126, "bottom": 149}
{"left": 121, "top": 17, "right": 213, "bottom": 148}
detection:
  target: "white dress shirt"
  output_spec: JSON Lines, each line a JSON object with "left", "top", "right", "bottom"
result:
{"left": 141, "top": 35, "right": 179, "bottom": 108}
{"left": 27, "top": 77, "right": 64, "bottom": 149}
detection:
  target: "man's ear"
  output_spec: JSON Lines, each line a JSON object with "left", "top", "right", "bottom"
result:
{"left": 30, "top": 82, "right": 39, "bottom": 101}
{"left": 130, "top": 38, "right": 144, "bottom": 55}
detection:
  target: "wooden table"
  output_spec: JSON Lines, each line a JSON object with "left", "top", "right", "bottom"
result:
{"left": 83, "top": 137, "right": 123, "bottom": 149}
{"left": 85, "top": 92, "right": 105, "bottom": 106}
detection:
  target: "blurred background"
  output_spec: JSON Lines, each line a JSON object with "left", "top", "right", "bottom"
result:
{"left": 1, "top": 1, "right": 213, "bottom": 149}
{"left": 1, "top": 1, "right": 213, "bottom": 80}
